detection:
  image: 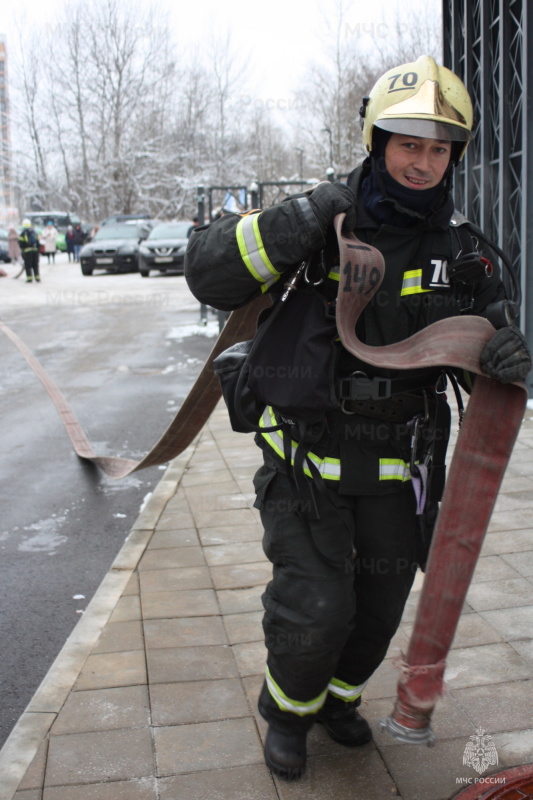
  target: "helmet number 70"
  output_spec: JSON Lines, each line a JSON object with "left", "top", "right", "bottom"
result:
{"left": 387, "top": 72, "right": 418, "bottom": 92}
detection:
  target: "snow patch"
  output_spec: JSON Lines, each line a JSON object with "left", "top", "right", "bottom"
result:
{"left": 140, "top": 492, "right": 152, "bottom": 511}
{"left": 166, "top": 321, "right": 218, "bottom": 341}
{"left": 19, "top": 516, "right": 68, "bottom": 553}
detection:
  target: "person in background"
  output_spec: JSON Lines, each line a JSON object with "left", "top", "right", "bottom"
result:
{"left": 187, "top": 216, "right": 199, "bottom": 238}
{"left": 71, "top": 223, "right": 86, "bottom": 262}
{"left": 40, "top": 220, "right": 59, "bottom": 264}
{"left": 65, "top": 225, "right": 75, "bottom": 262}
{"left": 19, "top": 219, "right": 41, "bottom": 283}
{"left": 8, "top": 227, "right": 21, "bottom": 265}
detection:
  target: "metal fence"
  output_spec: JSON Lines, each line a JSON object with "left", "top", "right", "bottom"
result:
{"left": 443, "top": 0, "right": 533, "bottom": 393}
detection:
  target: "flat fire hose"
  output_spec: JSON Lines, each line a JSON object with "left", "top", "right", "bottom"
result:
{"left": 0, "top": 294, "right": 270, "bottom": 479}
{"left": 333, "top": 213, "right": 527, "bottom": 745}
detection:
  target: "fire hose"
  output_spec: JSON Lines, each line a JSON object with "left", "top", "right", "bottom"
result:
{"left": 0, "top": 295, "right": 269, "bottom": 479}
{"left": 1, "top": 215, "right": 527, "bottom": 745}
{"left": 333, "top": 213, "right": 527, "bottom": 745}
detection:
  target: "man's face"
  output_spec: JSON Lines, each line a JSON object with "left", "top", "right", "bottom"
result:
{"left": 384, "top": 133, "right": 452, "bottom": 190}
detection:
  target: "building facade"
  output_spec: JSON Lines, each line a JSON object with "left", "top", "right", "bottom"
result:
{"left": 0, "top": 35, "right": 15, "bottom": 226}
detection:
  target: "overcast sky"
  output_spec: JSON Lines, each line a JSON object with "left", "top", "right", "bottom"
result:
{"left": 2, "top": 0, "right": 442, "bottom": 101}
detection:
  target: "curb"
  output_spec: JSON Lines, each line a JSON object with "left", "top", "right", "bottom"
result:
{"left": 0, "top": 444, "right": 196, "bottom": 800}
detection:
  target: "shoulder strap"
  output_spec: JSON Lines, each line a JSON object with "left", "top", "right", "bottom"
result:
{"left": 449, "top": 211, "right": 521, "bottom": 309}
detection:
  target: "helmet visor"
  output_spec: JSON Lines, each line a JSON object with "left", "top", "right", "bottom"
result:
{"left": 375, "top": 118, "right": 471, "bottom": 143}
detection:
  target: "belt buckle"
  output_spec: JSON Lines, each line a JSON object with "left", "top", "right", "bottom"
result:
{"left": 371, "top": 376, "right": 392, "bottom": 400}
{"left": 340, "top": 371, "right": 392, "bottom": 401}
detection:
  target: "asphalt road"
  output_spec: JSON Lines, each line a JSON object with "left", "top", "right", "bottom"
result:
{"left": 0, "top": 254, "right": 220, "bottom": 747}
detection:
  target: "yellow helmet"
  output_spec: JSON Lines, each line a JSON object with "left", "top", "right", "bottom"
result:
{"left": 360, "top": 55, "right": 474, "bottom": 161}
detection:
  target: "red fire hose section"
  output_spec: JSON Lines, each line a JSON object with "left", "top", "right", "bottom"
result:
{"left": 334, "top": 214, "right": 527, "bottom": 744}
{"left": 0, "top": 294, "right": 269, "bottom": 478}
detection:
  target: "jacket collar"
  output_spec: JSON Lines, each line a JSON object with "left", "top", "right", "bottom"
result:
{"left": 346, "top": 160, "right": 454, "bottom": 231}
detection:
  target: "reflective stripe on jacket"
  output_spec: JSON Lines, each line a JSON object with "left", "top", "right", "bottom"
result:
{"left": 236, "top": 213, "right": 281, "bottom": 291}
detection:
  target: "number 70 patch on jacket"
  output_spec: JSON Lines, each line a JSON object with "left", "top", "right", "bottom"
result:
{"left": 421, "top": 258, "right": 451, "bottom": 291}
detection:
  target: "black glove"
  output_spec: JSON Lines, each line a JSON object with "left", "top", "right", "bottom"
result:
{"left": 480, "top": 326, "right": 532, "bottom": 383}
{"left": 308, "top": 182, "right": 357, "bottom": 236}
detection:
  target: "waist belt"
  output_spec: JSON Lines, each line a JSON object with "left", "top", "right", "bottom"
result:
{"left": 338, "top": 371, "right": 438, "bottom": 402}
{"left": 340, "top": 392, "right": 429, "bottom": 421}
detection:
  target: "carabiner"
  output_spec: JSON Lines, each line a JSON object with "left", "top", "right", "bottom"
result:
{"left": 304, "top": 250, "right": 325, "bottom": 286}
{"left": 409, "top": 413, "right": 424, "bottom": 478}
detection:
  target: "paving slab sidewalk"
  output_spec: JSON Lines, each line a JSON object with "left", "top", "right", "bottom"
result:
{"left": 1, "top": 402, "right": 533, "bottom": 800}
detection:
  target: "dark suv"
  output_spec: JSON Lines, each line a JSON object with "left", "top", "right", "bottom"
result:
{"left": 79, "top": 221, "right": 152, "bottom": 275}
{"left": 101, "top": 213, "right": 152, "bottom": 226}
{"left": 138, "top": 221, "right": 191, "bottom": 277}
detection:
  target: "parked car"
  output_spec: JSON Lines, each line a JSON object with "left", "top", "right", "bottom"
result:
{"left": 100, "top": 213, "right": 152, "bottom": 226}
{"left": 0, "top": 228, "right": 11, "bottom": 262}
{"left": 138, "top": 221, "right": 191, "bottom": 277}
{"left": 79, "top": 221, "right": 152, "bottom": 275}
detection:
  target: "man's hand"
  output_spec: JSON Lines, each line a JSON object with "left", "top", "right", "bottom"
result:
{"left": 480, "top": 326, "right": 532, "bottom": 383}
{"left": 308, "top": 182, "right": 357, "bottom": 236}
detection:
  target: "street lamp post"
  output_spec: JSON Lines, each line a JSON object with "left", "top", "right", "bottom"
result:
{"left": 294, "top": 147, "right": 304, "bottom": 179}
{"left": 321, "top": 127, "right": 334, "bottom": 174}
{"left": 248, "top": 180, "right": 259, "bottom": 209}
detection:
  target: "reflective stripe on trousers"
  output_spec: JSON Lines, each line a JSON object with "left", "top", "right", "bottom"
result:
{"left": 260, "top": 408, "right": 412, "bottom": 483}
{"left": 266, "top": 667, "right": 367, "bottom": 715}
{"left": 259, "top": 406, "right": 341, "bottom": 481}
{"left": 328, "top": 676, "right": 368, "bottom": 702}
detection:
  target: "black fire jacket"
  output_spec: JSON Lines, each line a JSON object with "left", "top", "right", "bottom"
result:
{"left": 185, "top": 164, "right": 504, "bottom": 495}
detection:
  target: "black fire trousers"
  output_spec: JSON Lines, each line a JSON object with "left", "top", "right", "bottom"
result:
{"left": 23, "top": 251, "right": 40, "bottom": 278}
{"left": 253, "top": 457, "right": 418, "bottom": 731}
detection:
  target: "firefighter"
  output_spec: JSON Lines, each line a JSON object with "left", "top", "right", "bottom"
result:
{"left": 19, "top": 219, "right": 41, "bottom": 283}
{"left": 185, "top": 56, "right": 531, "bottom": 780}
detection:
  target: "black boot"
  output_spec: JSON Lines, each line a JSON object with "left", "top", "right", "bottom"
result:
{"left": 264, "top": 725, "right": 307, "bottom": 781}
{"left": 316, "top": 695, "right": 372, "bottom": 746}
{"left": 258, "top": 679, "right": 311, "bottom": 780}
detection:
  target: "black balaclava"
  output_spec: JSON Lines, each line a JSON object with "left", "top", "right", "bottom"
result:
{"left": 360, "top": 126, "right": 455, "bottom": 228}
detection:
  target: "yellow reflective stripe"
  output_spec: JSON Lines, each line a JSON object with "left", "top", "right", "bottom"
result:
{"left": 328, "top": 677, "right": 368, "bottom": 702}
{"left": 236, "top": 214, "right": 281, "bottom": 289}
{"left": 266, "top": 667, "right": 327, "bottom": 716}
{"left": 328, "top": 265, "right": 340, "bottom": 282}
{"left": 400, "top": 268, "right": 432, "bottom": 296}
{"left": 259, "top": 407, "right": 341, "bottom": 481}
{"left": 379, "top": 458, "right": 412, "bottom": 482}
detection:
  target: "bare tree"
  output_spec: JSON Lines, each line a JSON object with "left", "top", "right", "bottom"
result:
{"left": 202, "top": 30, "right": 249, "bottom": 183}
{"left": 8, "top": 0, "right": 318, "bottom": 221}
{"left": 291, "top": 0, "right": 377, "bottom": 177}
{"left": 11, "top": 26, "right": 50, "bottom": 208}
{"left": 291, "top": 0, "right": 443, "bottom": 178}
{"left": 372, "top": 3, "right": 443, "bottom": 68}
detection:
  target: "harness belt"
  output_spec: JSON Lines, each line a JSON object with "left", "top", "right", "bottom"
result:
{"left": 338, "top": 371, "right": 438, "bottom": 401}
{"left": 333, "top": 213, "right": 527, "bottom": 746}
